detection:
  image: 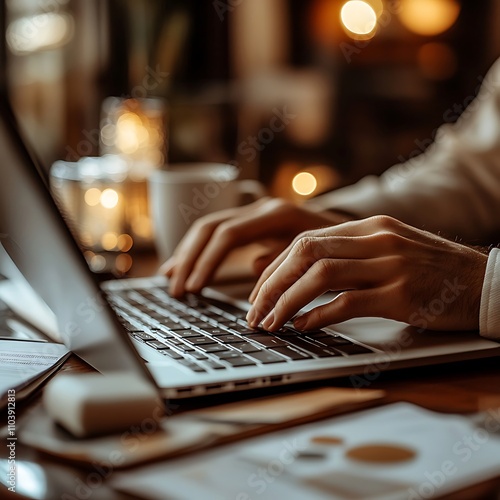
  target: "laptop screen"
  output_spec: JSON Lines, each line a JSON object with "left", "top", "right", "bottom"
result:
{"left": 0, "top": 93, "right": 152, "bottom": 379}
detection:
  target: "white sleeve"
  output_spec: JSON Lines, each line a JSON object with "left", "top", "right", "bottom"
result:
{"left": 480, "top": 248, "right": 500, "bottom": 340}
{"left": 309, "top": 58, "right": 500, "bottom": 242}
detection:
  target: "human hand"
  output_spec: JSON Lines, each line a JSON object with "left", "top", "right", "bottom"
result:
{"left": 162, "top": 197, "right": 352, "bottom": 297}
{"left": 247, "top": 215, "right": 488, "bottom": 332}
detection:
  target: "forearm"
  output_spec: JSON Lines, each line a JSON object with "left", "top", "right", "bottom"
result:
{"left": 309, "top": 58, "right": 500, "bottom": 243}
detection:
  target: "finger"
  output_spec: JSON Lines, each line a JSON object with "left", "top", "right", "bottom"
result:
{"left": 158, "top": 257, "right": 176, "bottom": 277}
{"left": 168, "top": 201, "right": 264, "bottom": 296}
{"left": 168, "top": 219, "right": 222, "bottom": 296}
{"left": 258, "top": 257, "right": 395, "bottom": 331}
{"left": 249, "top": 231, "right": 409, "bottom": 304}
{"left": 293, "top": 286, "right": 394, "bottom": 331}
{"left": 183, "top": 203, "right": 300, "bottom": 293}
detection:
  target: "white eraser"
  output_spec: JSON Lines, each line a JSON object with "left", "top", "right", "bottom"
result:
{"left": 43, "top": 372, "right": 164, "bottom": 438}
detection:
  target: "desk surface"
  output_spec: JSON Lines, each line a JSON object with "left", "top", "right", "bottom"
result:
{"left": 3, "top": 252, "right": 500, "bottom": 500}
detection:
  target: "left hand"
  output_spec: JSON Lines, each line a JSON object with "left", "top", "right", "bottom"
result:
{"left": 246, "top": 215, "right": 488, "bottom": 332}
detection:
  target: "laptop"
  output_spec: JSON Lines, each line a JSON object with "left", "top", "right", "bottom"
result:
{"left": 1, "top": 94, "right": 499, "bottom": 400}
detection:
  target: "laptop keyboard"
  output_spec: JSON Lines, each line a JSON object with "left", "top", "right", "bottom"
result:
{"left": 107, "top": 286, "right": 373, "bottom": 373}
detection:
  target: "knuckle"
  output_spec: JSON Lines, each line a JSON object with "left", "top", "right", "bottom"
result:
{"left": 371, "top": 214, "right": 400, "bottom": 230}
{"left": 191, "top": 216, "right": 218, "bottom": 234}
{"left": 311, "top": 259, "right": 336, "bottom": 279}
{"left": 293, "top": 236, "right": 316, "bottom": 256}
{"left": 376, "top": 231, "right": 407, "bottom": 250}
{"left": 268, "top": 197, "right": 294, "bottom": 214}
{"left": 213, "top": 221, "right": 239, "bottom": 242}
{"left": 336, "top": 291, "right": 356, "bottom": 312}
{"left": 313, "top": 305, "right": 330, "bottom": 325}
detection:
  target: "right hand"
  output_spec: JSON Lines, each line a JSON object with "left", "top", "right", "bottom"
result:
{"left": 161, "top": 197, "right": 352, "bottom": 297}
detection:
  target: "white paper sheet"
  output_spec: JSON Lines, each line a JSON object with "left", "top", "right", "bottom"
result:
{"left": 0, "top": 340, "right": 69, "bottom": 408}
{"left": 112, "top": 402, "right": 500, "bottom": 500}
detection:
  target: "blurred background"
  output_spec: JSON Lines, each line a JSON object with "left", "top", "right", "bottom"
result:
{"left": 2, "top": 0, "right": 500, "bottom": 273}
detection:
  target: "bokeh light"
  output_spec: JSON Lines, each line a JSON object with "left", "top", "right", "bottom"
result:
{"left": 84, "top": 187, "right": 101, "bottom": 206}
{"left": 292, "top": 172, "right": 318, "bottom": 196}
{"left": 340, "top": 1, "right": 377, "bottom": 36}
{"left": 117, "top": 234, "right": 134, "bottom": 252}
{"left": 115, "top": 254, "right": 133, "bottom": 274}
{"left": 101, "top": 232, "right": 118, "bottom": 251}
{"left": 100, "top": 188, "right": 119, "bottom": 209}
{"left": 399, "top": 0, "right": 460, "bottom": 36}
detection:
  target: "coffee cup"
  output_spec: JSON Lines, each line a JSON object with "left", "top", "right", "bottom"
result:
{"left": 148, "top": 163, "right": 265, "bottom": 260}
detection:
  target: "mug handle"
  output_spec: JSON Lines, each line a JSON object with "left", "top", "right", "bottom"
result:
{"left": 236, "top": 179, "right": 267, "bottom": 206}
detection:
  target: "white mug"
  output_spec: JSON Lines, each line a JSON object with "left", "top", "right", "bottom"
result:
{"left": 148, "top": 163, "right": 265, "bottom": 260}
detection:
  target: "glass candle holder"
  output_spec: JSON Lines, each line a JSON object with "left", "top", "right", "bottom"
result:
{"left": 50, "top": 156, "right": 134, "bottom": 275}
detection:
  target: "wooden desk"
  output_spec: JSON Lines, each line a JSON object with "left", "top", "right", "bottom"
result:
{"left": 3, "top": 355, "right": 500, "bottom": 499}
{"left": 3, "top": 253, "right": 500, "bottom": 499}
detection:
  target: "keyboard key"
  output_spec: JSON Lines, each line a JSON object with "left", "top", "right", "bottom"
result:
{"left": 215, "top": 351, "right": 246, "bottom": 360}
{"left": 177, "top": 360, "right": 206, "bottom": 372}
{"left": 185, "top": 336, "right": 218, "bottom": 346}
{"left": 166, "top": 342, "right": 195, "bottom": 352}
{"left": 225, "top": 356, "right": 256, "bottom": 367}
{"left": 189, "top": 321, "right": 212, "bottom": 329}
{"left": 157, "top": 319, "right": 183, "bottom": 329}
{"left": 197, "top": 343, "right": 228, "bottom": 353}
{"left": 171, "top": 329, "right": 201, "bottom": 337}
{"left": 248, "top": 351, "right": 287, "bottom": 364}
{"left": 190, "top": 351, "right": 209, "bottom": 360}
{"left": 146, "top": 340, "right": 170, "bottom": 350}
{"left": 247, "top": 335, "right": 288, "bottom": 348}
{"left": 270, "top": 346, "right": 312, "bottom": 360}
{"left": 158, "top": 349, "right": 184, "bottom": 360}
{"left": 234, "top": 327, "right": 261, "bottom": 335}
{"left": 202, "top": 328, "right": 228, "bottom": 336}
{"left": 131, "top": 332, "right": 155, "bottom": 341}
{"left": 218, "top": 320, "right": 241, "bottom": 330}
{"left": 278, "top": 336, "right": 338, "bottom": 358}
{"left": 233, "top": 342, "right": 262, "bottom": 353}
{"left": 212, "top": 334, "right": 246, "bottom": 344}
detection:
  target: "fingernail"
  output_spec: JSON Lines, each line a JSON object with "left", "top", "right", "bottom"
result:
{"left": 246, "top": 308, "right": 255, "bottom": 325}
{"left": 250, "top": 310, "right": 265, "bottom": 328}
{"left": 262, "top": 311, "right": 274, "bottom": 330}
{"left": 294, "top": 315, "right": 308, "bottom": 331}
